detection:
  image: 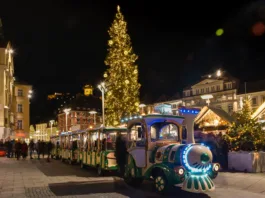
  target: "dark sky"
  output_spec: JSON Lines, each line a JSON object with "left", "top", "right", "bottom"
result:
{"left": 1, "top": 0, "right": 265, "bottom": 123}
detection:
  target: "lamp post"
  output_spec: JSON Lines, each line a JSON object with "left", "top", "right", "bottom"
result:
{"left": 98, "top": 82, "right": 107, "bottom": 127}
{"left": 63, "top": 108, "right": 71, "bottom": 132}
{"left": 89, "top": 111, "right": 97, "bottom": 125}
{"left": 50, "top": 120, "right": 55, "bottom": 137}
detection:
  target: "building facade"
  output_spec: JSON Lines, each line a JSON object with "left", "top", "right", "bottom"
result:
{"left": 182, "top": 70, "right": 239, "bottom": 114}
{"left": 0, "top": 42, "right": 15, "bottom": 139}
{"left": 58, "top": 109, "right": 101, "bottom": 133}
{"left": 12, "top": 82, "right": 32, "bottom": 140}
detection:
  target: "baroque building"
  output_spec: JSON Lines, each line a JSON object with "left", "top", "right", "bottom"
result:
{"left": 0, "top": 32, "right": 15, "bottom": 139}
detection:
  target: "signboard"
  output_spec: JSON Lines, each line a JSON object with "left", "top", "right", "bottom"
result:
{"left": 71, "top": 124, "right": 80, "bottom": 132}
{"left": 154, "top": 104, "right": 173, "bottom": 115}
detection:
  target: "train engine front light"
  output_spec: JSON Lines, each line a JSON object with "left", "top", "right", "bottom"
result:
{"left": 181, "top": 144, "right": 216, "bottom": 193}
{"left": 174, "top": 166, "right": 185, "bottom": 176}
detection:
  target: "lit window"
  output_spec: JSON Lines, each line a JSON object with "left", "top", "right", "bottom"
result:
{"left": 18, "top": 89, "right": 23, "bottom": 97}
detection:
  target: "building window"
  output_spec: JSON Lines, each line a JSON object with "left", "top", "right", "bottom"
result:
{"left": 217, "top": 85, "right": 220, "bottom": 91}
{"left": 201, "top": 89, "right": 204, "bottom": 93}
{"left": 17, "top": 104, "right": 23, "bottom": 113}
{"left": 18, "top": 89, "right": 23, "bottom": 97}
{"left": 211, "top": 86, "right": 215, "bottom": 92}
{"left": 17, "top": 120, "right": 22, "bottom": 130}
{"left": 225, "top": 83, "right": 232, "bottom": 89}
{"left": 196, "top": 89, "right": 199, "bottom": 95}
{"left": 172, "top": 104, "right": 177, "bottom": 109}
{"left": 216, "top": 105, "right": 222, "bottom": 109}
{"left": 228, "top": 104, "right": 233, "bottom": 113}
{"left": 206, "top": 87, "right": 209, "bottom": 93}
{"left": 261, "top": 96, "right": 265, "bottom": 103}
{"left": 252, "top": 97, "right": 257, "bottom": 105}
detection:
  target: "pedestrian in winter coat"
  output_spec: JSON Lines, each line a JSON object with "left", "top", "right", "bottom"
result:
{"left": 36, "top": 140, "right": 41, "bottom": 159}
{"left": 47, "top": 141, "right": 53, "bottom": 162}
{"left": 7, "top": 140, "right": 12, "bottom": 158}
{"left": 29, "top": 140, "right": 35, "bottom": 159}
{"left": 15, "top": 140, "right": 22, "bottom": 160}
{"left": 115, "top": 134, "right": 127, "bottom": 177}
{"left": 21, "top": 141, "right": 28, "bottom": 159}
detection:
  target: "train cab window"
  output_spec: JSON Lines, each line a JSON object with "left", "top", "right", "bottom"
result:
{"left": 151, "top": 123, "right": 179, "bottom": 142}
{"left": 129, "top": 124, "right": 146, "bottom": 147}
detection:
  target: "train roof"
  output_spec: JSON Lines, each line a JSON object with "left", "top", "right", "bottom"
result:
{"left": 121, "top": 114, "right": 184, "bottom": 125}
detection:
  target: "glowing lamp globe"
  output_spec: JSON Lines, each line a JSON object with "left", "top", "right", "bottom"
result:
{"left": 216, "top": 28, "right": 224, "bottom": 36}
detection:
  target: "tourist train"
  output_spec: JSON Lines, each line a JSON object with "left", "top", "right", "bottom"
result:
{"left": 50, "top": 106, "right": 219, "bottom": 194}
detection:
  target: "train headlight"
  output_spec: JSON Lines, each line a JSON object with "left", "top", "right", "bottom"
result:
{"left": 213, "top": 164, "right": 220, "bottom": 172}
{"left": 174, "top": 167, "right": 185, "bottom": 176}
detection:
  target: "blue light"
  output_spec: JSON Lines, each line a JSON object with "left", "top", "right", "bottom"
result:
{"left": 192, "top": 111, "right": 194, "bottom": 113}
{"left": 187, "top": 110, "right": 190, "bottom": 112}
{"left": 181, "top": 144, "right": 211, "bottom": 173}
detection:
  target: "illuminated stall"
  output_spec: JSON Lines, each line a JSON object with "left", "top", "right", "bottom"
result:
{"left": 194, "top": 106, "right": 234, "bottom": 135}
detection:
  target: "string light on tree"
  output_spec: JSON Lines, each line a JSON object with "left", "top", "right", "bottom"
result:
{"left": 103, "top": 5, "right": 140, "bottom": 126}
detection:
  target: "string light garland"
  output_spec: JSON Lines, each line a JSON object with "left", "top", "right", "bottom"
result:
{"left": 104, "top": 5, "right": 140, "bottom": 126}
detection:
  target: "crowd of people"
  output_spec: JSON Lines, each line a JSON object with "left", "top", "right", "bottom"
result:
{"left": 0, "top": 139, "right": 53, "bottom": 162}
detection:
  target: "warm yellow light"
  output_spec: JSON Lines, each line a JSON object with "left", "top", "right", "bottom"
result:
{"left": 217, "top": 70, "right": 221, "bottom": 77}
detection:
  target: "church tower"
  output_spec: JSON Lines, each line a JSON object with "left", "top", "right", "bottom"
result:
{"left": 83, "top": 85, "right": 93, "bottom": 96}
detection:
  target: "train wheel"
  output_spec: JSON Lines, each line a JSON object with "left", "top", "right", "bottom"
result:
{"left": 154, "top": 172, "right": 168, "bottom": 194}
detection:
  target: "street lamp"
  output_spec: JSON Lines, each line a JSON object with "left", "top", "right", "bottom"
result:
{"left": 63, "top": 108, "right": 71, "bottom": 132}
{"left": 98, "top": 82, "right": 107, "bottom": 127}
{"left": 201, "top": 94, "right": 213, "bottom": 106}
{"left": 89, "top": 110, "right": 97, "bottom": 125}
{"left": 50, "top": 120, "right": 55, "bottom": 136}
{"left": 28, "top": 90, "right": 33, "bottom": 98}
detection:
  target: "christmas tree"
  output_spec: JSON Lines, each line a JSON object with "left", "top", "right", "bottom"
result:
{"left": 104, "top": 5, "right": 140, "bottom": 126}
{"left": 225, "top": 96, "right": 265, "bottom": 151}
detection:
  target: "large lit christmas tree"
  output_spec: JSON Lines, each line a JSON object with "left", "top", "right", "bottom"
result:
{"left": 104, "top": 5, "right": 140, "bottom": 126}
{"left": 225, "top": 96, "right": 265, "bottom": 151}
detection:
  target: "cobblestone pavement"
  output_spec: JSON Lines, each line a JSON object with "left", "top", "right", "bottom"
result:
{"left": 1, "top": 156, "right": 265, "bottom": 198}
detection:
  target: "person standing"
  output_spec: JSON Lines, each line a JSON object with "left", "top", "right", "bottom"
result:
{"left": 21, "top": 141, "right": 28, "bottom": 159}
{"left": 115, "top": 134, "right": 127, "bottom": 177}
{"left": 15, "top": 139, "right": 22, "bottom": 160}
{"left": 29, "top": 140, "right": 35, "bottom": 159}
{"left": 47, "top": 140, "right": 53, "bottom": 162}
{"left": 36, "top": 140, "right": 41, "bottom": 159}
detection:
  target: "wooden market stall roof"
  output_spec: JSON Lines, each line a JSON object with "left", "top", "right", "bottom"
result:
{"left": 252, "top": 101, "right": 265, "bottom": 120}
{"left": 194, "top": 106, "right": 235, "bottom": 124}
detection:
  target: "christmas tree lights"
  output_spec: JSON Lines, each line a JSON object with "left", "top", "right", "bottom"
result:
{"left": 104, "top": 5, "right": 140, "bottom": 126}
{"left": 225, "top": 97, "right": 265, "bottom": 151}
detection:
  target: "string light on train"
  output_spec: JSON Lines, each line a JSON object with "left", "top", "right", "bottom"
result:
{"left": 181, "top": 144, "right": 212, "bottom": 173}
{"left": 179, "top": 109, "right": 199, "bottom": 114}
{"left": 121, "top": 115, "right": 143, "bottom": 122}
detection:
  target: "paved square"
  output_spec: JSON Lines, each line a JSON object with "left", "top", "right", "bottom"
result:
{"left": 0, "top": 156, "right": 265, "bottom": 197}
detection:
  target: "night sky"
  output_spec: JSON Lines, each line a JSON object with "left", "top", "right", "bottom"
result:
{"left": 1, "top": 0, "right": 265, "bottom": 123}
